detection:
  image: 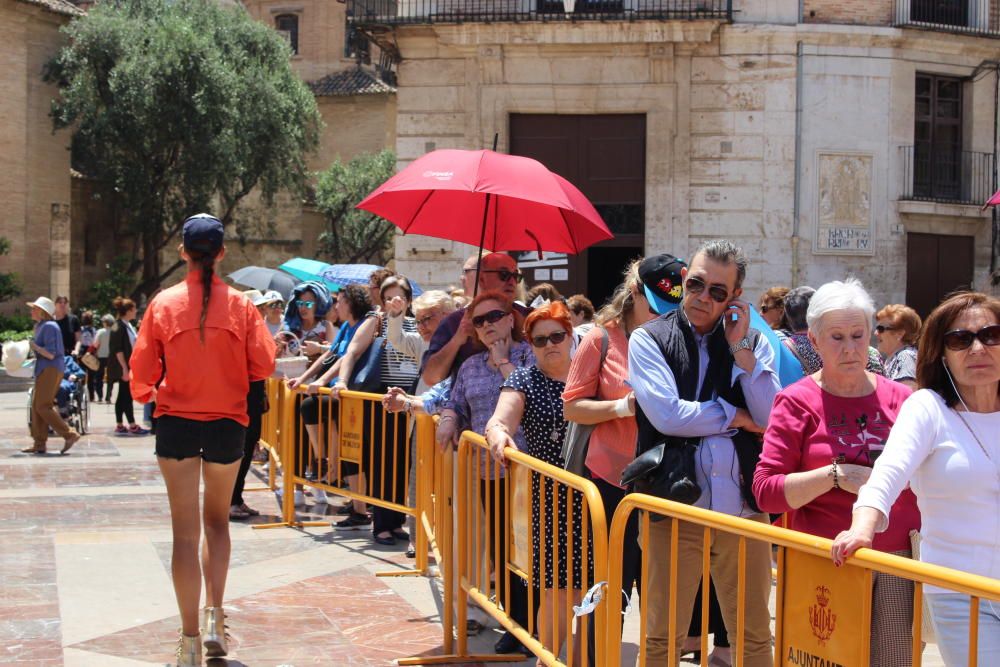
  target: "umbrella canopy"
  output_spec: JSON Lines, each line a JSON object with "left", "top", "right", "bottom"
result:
{"left": 227, "top": 266, "right": 297, "bottom": 300}
{"left": 279, "top": 258, "right": 335, "bottom": 288}
{"left": 356, "top": 149, "right": 613, "bottom": 255}
{"left": 318, "top": 264, "right": 423, "bottom": 296}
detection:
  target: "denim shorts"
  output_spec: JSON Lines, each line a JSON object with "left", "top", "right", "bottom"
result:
{"left": 155, "top": 415, "right": 246, "bottom": 464}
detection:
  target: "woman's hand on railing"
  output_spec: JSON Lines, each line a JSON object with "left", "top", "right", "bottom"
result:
{"left": 436, "top": 414, "right": 458, "bottom": 451}
{"left": 331, "top": 380, "right": 348, "bottom": 400}
{"left": 831, "top": 528, "right": 873, "bottom": 567}
{"left": 485, "top": 423, "right": 514, "bottom": 464}
{"left": 286, "top": 375, "right": 304, "bottom": 390}
{"left": 306, "top": 380, "right": 324, "bottom": 395}
{"left": 382, "top": 387, "right": 408, "bottom": 413}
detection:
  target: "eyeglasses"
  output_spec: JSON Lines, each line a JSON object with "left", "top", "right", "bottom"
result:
{"left": 531, "top": 331, "right": 569, "bottom": 348}
{"left": 471, "top": 309, "right": 509, "bottom": 328}
{"left": 874, "top": 324, "right": 896, "bottom": 334}
{"left": 943, "top": 324, "right": 1000, "bottom": 351}
{"left": 268, "top": 302, "right": 283, "bottom": 309}
{"left": 296, "top": 299, "right": 315, "bottom": 309}
{"left": 415, "top": 313, "right": 438, "bottom": 328}
{"left": 481, "top": 269, "right": 524, "bottom": 284}
{"left": 684, "top": 276, "right": 730, "bottom": 303}
{"left": 760, "top": 303, "right": 781, "bottom": 314}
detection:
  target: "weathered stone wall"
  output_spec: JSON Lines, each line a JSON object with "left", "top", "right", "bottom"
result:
{"left": 391, "top": 21, "right": 999, "bottom": 307}
{"left": 309, "top": 94, "right": 398, "bottom": 172}
{"left": 803, "top": 0, "right": 892, "bottom": 26}
{"left": 0, "top": 1, "right": 74, "bottom": 314}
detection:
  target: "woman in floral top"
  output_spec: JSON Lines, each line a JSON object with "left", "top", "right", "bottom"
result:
{"left": 875, "top": 304, "right": 921, "bottom": 389}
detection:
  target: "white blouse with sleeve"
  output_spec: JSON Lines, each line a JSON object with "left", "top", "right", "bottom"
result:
{"left": 855, "top": 388, "right": 1000, "bottom": 593}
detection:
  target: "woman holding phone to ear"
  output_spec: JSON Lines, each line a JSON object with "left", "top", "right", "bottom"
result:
{"left": 833, "top": 291, "right": 1000, "bottom": 666}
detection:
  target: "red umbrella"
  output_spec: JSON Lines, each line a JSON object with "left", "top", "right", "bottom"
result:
{"left": 983, "top": 189, "right": 1000, "bottom": 210}
{"left": 356, "top": 149, "right": 613, "bottom": 258}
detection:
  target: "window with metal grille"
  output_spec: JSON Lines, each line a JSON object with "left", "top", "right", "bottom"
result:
{"left": 275, "top": 14, "right": 299, "bottom": 55}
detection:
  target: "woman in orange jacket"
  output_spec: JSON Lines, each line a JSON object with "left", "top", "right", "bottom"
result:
{"left": 131, "top": 214, "right": 276, "bottom": 667}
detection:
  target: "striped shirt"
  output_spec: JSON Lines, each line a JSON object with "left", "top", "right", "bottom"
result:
{"left": 379, "top": 314, "right": 420, "bottom": 391}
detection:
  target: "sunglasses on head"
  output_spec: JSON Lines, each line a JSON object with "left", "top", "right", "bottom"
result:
{"left": 482, "top": 269, "right": 524, "bottom": 284}
{"left": 875, "top": 324, "right": 897, "bottom": 334}
{"left": 684, "top": 276, "right": 730, "bottom": 303}
{"left": 531, "top": 331, "right": 569, "bottom": 348}
{"left": 943, "top": 324, "right": 1000, "bottom": 351}
{"left": 296, "top": 299, "right": 315, "bottom": 309}
{"left": 472, "top": 309, "right": 509, "bottom": 328}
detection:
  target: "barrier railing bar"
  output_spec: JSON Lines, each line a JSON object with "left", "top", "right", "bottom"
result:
{"left": 969, "top": 596, "right": 979, "bottom": 667}
{"left": 700, "top": 527, "right": 711, "bottom": 667}
{"left": 638, "top": 512, "right": 650, "bottom": 667}
{"left": 912, "top": 581, "right": 924, "bottom": 667}
{"left": 773, "top": 544, "right": 785, "bottom": 667}
{"left": 736, "top": 536, "right": 747, "bottom": 667}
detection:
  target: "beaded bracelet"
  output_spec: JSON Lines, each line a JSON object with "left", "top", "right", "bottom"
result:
{"left": 830, "top": 459, "right": 840, "bottom": 490}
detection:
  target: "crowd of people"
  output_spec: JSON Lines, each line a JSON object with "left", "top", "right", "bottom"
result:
{"left": 18, "top": 226, "right": 999, "bottom": 667}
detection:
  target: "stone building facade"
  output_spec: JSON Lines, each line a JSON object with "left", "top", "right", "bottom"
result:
{"left": 351, "top": 0, "right": 1000, "bottom": 315}
{"left": 0, "top": 0, "right": 81, "bottom": 314}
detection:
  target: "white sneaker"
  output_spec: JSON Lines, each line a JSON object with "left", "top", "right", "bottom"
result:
{"left": 275, "top": 487, "right": 306, "bottom": 506}
{"left": 312, "top": 488, "right": 329, "bottom": 504}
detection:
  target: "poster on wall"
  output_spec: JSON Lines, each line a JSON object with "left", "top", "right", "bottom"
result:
{"left": 814, "top": 152, "right": 876, "bottom": 256}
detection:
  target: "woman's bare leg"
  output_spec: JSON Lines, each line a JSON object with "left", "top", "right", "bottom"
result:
{"left": 158, "top": 456, "right": 203, "bottom": 636}
{"left": 201, "top": 459, "right": 241, "bottom": 607}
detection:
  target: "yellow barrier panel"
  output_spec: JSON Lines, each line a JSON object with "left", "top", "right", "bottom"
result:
{"left": 452, "top": 430, "right": 609, "bottom": 667}
{"left": 254, "top": 377, "right": 284, "bottom": 492}
{"left": 604, "top": 493, "right": 1000, "bottom": 667}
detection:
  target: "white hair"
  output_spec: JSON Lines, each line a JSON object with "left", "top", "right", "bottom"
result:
{"left": 412, "top": 290, "right": 456, "bottom": 315}
{"left": 806, "top": 278, "right": 875, "bottom": 332}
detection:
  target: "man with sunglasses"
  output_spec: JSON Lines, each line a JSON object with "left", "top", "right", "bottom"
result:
{"left": 421, "top": 252, "right": 530, "bottom": 387}
{"left": 627, "top": 241, "right": 781, "bottom": 667}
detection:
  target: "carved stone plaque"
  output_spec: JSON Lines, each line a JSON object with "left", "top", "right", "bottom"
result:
{"left": 815, "top": 153, "right": 875, "bottom": 255}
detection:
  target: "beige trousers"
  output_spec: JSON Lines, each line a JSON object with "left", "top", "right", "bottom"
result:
{"left": 30, "top": 366, "right": 77, "bottom": 448}
{"left": 643, "top": 513, "right": 773, "bottom": 667}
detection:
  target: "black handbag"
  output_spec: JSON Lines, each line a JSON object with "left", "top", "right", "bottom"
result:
{"left": 347, "top": 314, "right": 386, "bottom": 393}
{"left": 619, "top": 441, "right": 701, "bottom": 505}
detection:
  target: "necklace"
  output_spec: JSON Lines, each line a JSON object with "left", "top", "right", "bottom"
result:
{"left": 953, "top": 409, "right": 999, "bottom": 475}
{"left": 541, "top": 370, "right": 564, "bottom": 443}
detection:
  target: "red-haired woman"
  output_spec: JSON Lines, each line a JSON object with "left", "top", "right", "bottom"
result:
{"left": 130, "top": 214, "right": 276, "bottom": 666}
{"left": 486, "top": 302, "right": 592, "bottom": 666}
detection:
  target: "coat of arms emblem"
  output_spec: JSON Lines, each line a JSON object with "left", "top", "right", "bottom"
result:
{"left": 808, "top": 585, "right": 836, "bottom": 645}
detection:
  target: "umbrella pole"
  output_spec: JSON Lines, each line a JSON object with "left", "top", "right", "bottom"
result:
{"left": 472, "top": 133, "right": 500, "bottom": 299}
{"left": 472, "top": 192, "right": 491, "bottom": 299}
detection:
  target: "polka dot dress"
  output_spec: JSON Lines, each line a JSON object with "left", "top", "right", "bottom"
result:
{"left": 504, "top": 365, "right": 593, "bottom": 590}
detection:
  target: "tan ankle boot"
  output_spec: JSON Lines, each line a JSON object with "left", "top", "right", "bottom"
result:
{"left": 176, "top": 632, "right": 201, "bottom": 667}
{"left": 202, "top": 606, "right": 227, "bottom": 657}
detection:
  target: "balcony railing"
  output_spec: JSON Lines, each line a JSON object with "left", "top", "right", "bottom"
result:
{"left": 900, "top": 145, "right": 995, "bottom": 206}
{"left": 346, "top": 0, "right": 731, "bottom": 26}
{"left": 893, "top": 0, "right": 1000, "bottom": 37}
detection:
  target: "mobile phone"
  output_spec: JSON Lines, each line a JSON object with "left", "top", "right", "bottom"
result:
{"left": 727, "top": 304, "right": 740, "bottom": 322}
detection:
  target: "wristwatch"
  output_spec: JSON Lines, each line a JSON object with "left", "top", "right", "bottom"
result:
{"left": 729, "top": 336, "right": 752, "bottom": 355}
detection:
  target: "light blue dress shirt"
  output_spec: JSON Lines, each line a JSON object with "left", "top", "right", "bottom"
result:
{"left": 627, "top": 322, "right": 781, "bottom": 518}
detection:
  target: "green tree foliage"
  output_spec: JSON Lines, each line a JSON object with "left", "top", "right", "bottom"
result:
{"left": 314, "top": 150, "right": 397, "bottom": 265}
{"left": 47, "top": 0, "right": 321, "bottom": 299}
{"left": 0, "top": 238, "right": 21, "bottom": 304}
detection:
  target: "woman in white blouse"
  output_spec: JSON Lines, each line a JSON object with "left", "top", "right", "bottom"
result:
{"left": 832, "top": 292, "right": 1000, "bottom": 666}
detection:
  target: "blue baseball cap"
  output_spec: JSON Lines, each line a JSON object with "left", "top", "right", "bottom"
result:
{"left": 639, "top": 253, "right": 687, "bottom": 315}
{"left": 182, "top": 213, "right": 224, "bottom": 253}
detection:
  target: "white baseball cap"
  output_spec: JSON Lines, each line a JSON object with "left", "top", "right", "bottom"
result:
{"left": 260, "top": 290, "right": 284, "bottom": 305}
{"left": 26, "top": 296, "right": 55, "bottom": 318}
{"left": 243, "top": 289, "right": 265, "bottom": 306}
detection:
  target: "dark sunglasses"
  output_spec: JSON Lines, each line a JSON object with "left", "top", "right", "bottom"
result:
{"left": 296, "top": 299, "right": 315, "bottom": 308}
{"left": 874, "top": 324, "right": 897, "bottom": 334}
{"left": 531, "top": 331, "right": 569, "bottom": 348}
{"left": 481, "top": 269, "right": 524, "bottom": 284}
{"left": 943, "top": 324, "right": 1000, "bottom": 351}
{"left": 471, "top": 309, "right": 509, "bottom": 328}
{"left": 760, "top": 303, "right": 781, "bottom": 314}
{"left": 684, "top": 276, "right": 730, "bottom": 303}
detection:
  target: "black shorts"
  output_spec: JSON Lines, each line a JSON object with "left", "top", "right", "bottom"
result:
{"left": 155, "top": 415, "right": 247, "bottom": 464}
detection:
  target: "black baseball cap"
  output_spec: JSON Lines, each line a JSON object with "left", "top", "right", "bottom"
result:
{"left": 182, "top": 213, "right": 224, "bottom": 253}
{"left": 639, "top": 253, "right": 687, "bottom": 315}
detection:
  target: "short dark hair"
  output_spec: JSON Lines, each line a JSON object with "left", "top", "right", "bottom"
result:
{"left": 81, "top": 311, "right": 94, "bottom": 326}
{"left": 917, "top": 291, "right": 1000, "bottom": 407}
{"left": 567, "top": 294, "right": 595, "bottom": 320}
{"left": 380, "top": 275, "right": 413, "bottom": 304}
{"left": 782, "top": 286, "right": 815, "bottom": 332}
{"left": 55, "top": 296, "right": 69, "bottom": 305}
{"left": 693, "top": 239, "right": 748, "bottom": 290}
{"left": 338, "top": 284, "right": 372, "bottom": 322}
{"left": 112, "top": 297, "right": 136, "bottom": 317}
{"left": 525, "top": 282, "right": 563, "bottom": 304}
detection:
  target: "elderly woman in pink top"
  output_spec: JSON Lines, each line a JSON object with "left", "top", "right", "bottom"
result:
{"left": 752, "top": 278, "right": 920, "bottom": 667}
{"left": 562, "top": 257, "right": 663, "bottom": 617}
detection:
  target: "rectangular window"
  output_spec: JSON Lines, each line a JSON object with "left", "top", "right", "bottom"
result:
{"left": 275, "top": 14, "right": 299, "bottom": 55}
{"left": 913, "top": 73, "right": 963, "bottom": 201}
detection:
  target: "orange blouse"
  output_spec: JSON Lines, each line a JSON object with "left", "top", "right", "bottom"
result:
{"left": 130, "top": 273, "right": 276, "bottom": 426}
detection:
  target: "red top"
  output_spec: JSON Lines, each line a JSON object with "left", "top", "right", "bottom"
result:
{"left": 130, "top": 273, "right": 276, "bottom": 426}
{"left": 562, "top": 323, "right": 637, "bottom": 488}
{"left": 753, "top": 375, "right": 920, "bottom": 552}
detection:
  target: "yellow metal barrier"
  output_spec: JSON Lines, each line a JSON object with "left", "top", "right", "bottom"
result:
{"left": 604, "top": 493, "right": 1000, "bottom": 667}
{"left": 452, "top": 430, "right": 609, "bottom": 667}
{"left": 254, "top": 377, "right": 284, "bottom": 492}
